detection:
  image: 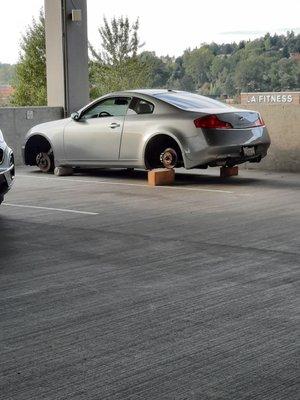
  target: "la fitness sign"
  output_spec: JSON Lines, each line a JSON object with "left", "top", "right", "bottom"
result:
{"left": 241, "top": 92, "right": 300, "bottom": 105}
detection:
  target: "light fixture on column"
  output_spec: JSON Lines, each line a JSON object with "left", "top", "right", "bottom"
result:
{"left": 71, "top": 9, "right": 82, "bottom": 22}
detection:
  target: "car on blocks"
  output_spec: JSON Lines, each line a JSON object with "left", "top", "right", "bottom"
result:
{"left": 23, "top": 90, "right": 270, "bottom": 176}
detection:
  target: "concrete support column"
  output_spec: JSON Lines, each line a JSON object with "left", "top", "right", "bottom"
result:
{"left": 44, "top": 0, "right": 89, "bottom": 115}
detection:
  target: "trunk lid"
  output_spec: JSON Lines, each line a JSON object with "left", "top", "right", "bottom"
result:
{"left": 217, "top": 111, "right": 262, "bottom": 129}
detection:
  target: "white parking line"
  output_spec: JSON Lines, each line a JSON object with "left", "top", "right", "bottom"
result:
{"left": 17, "top": 174, "right": 235, "bottom": 194}
{"left": 2, "top": 203, "right": 98, "bottom": 215}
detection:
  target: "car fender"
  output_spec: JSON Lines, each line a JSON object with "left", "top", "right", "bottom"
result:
{"left": 142, "top": 130, "right": 189, "bottom": 169}
{"left": 23, "top": 131, "right": 53, "bottom": 157}
{"left": 24, "top": 130, "right": 67, "bottom": 166}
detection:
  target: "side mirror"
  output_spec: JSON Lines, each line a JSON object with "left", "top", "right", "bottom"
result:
{"left": 71, "top": 112, "right": 80, "bottom": 121}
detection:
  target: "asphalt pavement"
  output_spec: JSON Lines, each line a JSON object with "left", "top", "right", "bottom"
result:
{"left": 0, "top": 167, "right": 299, "bottom": 400}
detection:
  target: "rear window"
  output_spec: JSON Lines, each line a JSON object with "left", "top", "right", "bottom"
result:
{"left": 154, "top": 92, "right": 228, "bottom": 110}
{"left": 128, "top": 98, "right": 154, "bottom": 115}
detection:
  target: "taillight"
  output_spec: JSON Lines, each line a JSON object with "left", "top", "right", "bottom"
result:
{"left": 254, "top": 116, "right": 265, "bottom": 127}
{"left": 194, "top": 115, "right": 233, "bottom": 129}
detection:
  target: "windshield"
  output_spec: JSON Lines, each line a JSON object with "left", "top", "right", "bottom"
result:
{"left": 154, "top": 91, "right": 229, "bottom": 110}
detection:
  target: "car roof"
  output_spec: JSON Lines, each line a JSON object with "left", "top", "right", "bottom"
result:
{"left": 129, "top": 89, "right": 172, "bottom": 95}
{"left": 108, "top": 89, "right": 179, "bottom": 98}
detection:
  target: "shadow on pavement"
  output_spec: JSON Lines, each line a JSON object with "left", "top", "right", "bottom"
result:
{"left": 27, "top": 167, "right": 300, "bottom": 190}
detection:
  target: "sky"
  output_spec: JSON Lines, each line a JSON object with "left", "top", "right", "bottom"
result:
{"left": 0, "top": 0, "right": 300, "bottom": 64}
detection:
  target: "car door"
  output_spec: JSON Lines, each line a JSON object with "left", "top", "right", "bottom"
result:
{"left": 63, "top": 97, "right": 131, "bottom": 163}
{"left": 120, "top": 97, "right": 155, "bottom": 160}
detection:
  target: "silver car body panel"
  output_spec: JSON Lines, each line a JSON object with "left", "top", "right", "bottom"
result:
{"left": 23, "top": 90, "right": 271, "bottom": 170}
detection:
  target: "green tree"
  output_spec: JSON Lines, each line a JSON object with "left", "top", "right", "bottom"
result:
{"left": 282, "top": 45, "right": 289, "bottom": 58}
{"left": 166, "top": 56, "right": 195, "bottom": 90}
{"left": 0, "top": 63, "right": 15, "bottom": 85}
{"left": 270, "top": 58, "right": 300, "bottom": 90}
{"left": 89, "top": 16, "right": 149, "bottom": 98}
{"left": 183, "top": 47, "right": 214, "bottom": 90}
{"left": 90, "top": 58, "right": 150, "bottom": 99}
{"left": 89, "top": 16, "right": 143, "bottom": 64}
{"left": 11, "top": 10, "right": 46, "bottom": 106}
{"left": 210, "top": 56, "right": 228, "bottom": 81}
{"left": 138, "top": 51, "right": 171, "bottom": 87}
{"left": 234, "top": 55, "right": 275, "bottom": 92}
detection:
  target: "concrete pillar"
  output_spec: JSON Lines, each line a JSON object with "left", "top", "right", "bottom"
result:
{"left": 44, "top": 0, "right": 65, "bottom": 109}
{"left": 44, "top": 0, "right": 89, "bottom": 115}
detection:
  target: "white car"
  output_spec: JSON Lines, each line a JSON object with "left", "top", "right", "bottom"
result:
{"left": 0, "top": 129, "right": 14, "bottom": 204}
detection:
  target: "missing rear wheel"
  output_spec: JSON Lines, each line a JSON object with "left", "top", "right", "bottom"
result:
{"left": 160, "top": 148, "right": 178, "bottom": 169}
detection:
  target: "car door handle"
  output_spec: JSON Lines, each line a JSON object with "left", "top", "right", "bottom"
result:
{"left": 109, "top": 122, "right": 120, "bottom": 129}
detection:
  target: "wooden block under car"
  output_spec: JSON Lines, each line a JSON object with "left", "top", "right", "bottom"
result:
{"left": 220, "top": 166, "right": 239, "bottom": 177}
{"left": 54, "top": 166, "right": 73, "bottom": 176}
{"left": 148, "top": 168, "right": 175, "bottom": 186}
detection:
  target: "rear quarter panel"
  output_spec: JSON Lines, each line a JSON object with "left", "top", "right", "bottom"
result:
{"left": 120, "top": 109, "right": 207, "bottom": 168}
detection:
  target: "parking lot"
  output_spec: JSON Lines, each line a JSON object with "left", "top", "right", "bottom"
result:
{"left": 0, "top": 167, "right": 299, "bottom": 400}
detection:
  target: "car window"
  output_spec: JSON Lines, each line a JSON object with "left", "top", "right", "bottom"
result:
{"left": 154, "top": 92, "right": 228, "bottom": 110}
{"left": 81, "top": 97, "right": 131, "bottom": 119}
{"left": 128, "top": 98, "right": 154, "bottom": 115}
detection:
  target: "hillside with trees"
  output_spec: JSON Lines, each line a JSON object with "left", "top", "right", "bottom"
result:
{"left": 138, "top": 31, "right": 300, "bottom": 99}
{"left": 4, "top": 12, "right": 300, "bottom": 106}
{"left": 0, "top": 63, "right": 15, "bottom": 85}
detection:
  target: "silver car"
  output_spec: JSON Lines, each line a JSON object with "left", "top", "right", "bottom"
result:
{"left": 0, "top": 128, "right": 14, "bottom": 205}
{"left": 23, "top": 89, "right": 270, "bottom": 173}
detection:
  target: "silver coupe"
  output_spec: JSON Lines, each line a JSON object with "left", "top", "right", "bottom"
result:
{"left": 23, "top": 89, "right": 271, "bottom": 173}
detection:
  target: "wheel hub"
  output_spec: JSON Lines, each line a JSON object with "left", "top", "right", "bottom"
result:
{"left": 36, "top": 152, "right": 51, "bottom": 173}
{"left": 160, "top": 148, "right": 178, "bottom": 169}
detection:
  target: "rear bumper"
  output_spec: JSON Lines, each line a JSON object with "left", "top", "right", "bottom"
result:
{"left": 185, "top": 126, "right": 271, "bottom": 168}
